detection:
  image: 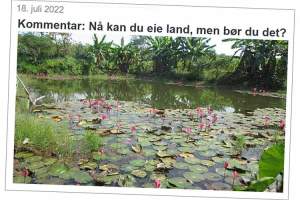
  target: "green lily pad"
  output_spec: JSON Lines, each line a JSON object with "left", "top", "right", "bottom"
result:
{"left": 168, "top": 177, "right": 192, "bottom": 188}
{"left": 80, "top": 162, "right": 97, "bottom": 170}
{"left": 49, "top": 163, "right": 69, "bottom": 177}
{"left": 43, "top": 158, "right": 57, "bottom": 166}
{"left": 131, "top": 170, "right": 147, "bottom": 178}
{"left": 188, "top": 165, "right": 208, "bottom": 173}
{"left": 212, "top": 157, "right": 226, "bottom": 163}
{"left": 117, "top": 148, "right": 131, "bottom": 155}
{"left": 15, "top": 152, "right": 34, "bottom": 159}
{"left": 199, "top": 160, "right": 215, "bottom": 167}
{"left": 28, "top": 161, "right": 45, "bottom": 171}
{"left": 120, "top": 164, "right": 139, "bottom": 172}
{"left": 26, "top": 156, "right": 43, "bottom": 163}
{"left": 129, "top": 159, "right": 145, "bottom": 167}
{"left": 14, "top": 176, "right": 31, "bottom": 184}
{"left": 183, "top": 171, "right": 205, "bottom": 182}
{"left": 204, "top": 172, "right": 222, "bottom": 181}
{"left": 150, "top": 173, "right": 166, "bottom": 181}
{"left": 173, "top": 162, "right": 190, "bottom": 170}
{"left": 209, "top": 182, "right": 232, "bottom": 190}
{"left": 117, "top": 174, "right": 136, "bottom": 187}
{"left": 184, "top": 157, "right": 201, "bottom": 164}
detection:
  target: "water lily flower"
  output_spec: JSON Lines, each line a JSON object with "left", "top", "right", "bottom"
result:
{"left": 223, "top": 161, "right": 229, "bottom": 177}
{"left": 232, "top": 170, "right": 239, "bottom": 185}
{"left": 21, "top": 167, "right": 29, "bottom": 177}
{"left": 224, "top": 161, "right": 229, "bottom": 169}
{"left": 183, "top": 127, "right": 192, "bottom": 134}
{"left": 279, "top": 119, "right": 285, "bottom": 130}
{"left": 100, "top": 113, "right": 108, "bottom": 120}
{"left": 154, "top": 179, "right": 161, "bottom": 188}
{"left": 212, "top": 113, "right": 218, "bottom": 124}
{"left": 131, "top": 125, "right": 137, "bottom": 134}
{"left": 198, "top": 122, "right": 205, "bottom": 131}
{"left": 207, "top": 106, "right": 213, "bottom": 115}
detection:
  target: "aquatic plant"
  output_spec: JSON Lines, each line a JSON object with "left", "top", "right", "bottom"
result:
{"left": 233, "top": 134, "right": 246, "bottom": 155}
{"left": 154, "top": 179, "right": 161, "bottom": 188}
{"left": 82, "top": 131, "right": 102, "bottom": 153}
{"left": 223, "top": 161, "right": 229, "bottom": 177}
{"left": 232, "top": 170, "right": 239, "bottom": 186}
{"left": 279, "top": 119, "right": 285, "bottom": 130}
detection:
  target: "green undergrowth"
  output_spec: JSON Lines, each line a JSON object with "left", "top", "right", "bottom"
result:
{"left": 15, "top": 113, "right": 102, "bottom": 159}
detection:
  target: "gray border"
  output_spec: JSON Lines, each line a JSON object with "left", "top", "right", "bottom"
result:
{"left": 6, "top": 1, "right": 296, "bottom": 200}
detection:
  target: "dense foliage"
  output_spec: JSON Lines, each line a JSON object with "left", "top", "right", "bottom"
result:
{"left": 17, "top": 32, "right": 288, "bottom": 89}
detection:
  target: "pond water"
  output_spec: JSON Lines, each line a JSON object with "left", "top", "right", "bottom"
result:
{"left": 27, "top": 77, "right": 285, "bottom": 113}
{"left": 14, "top": 76, "right": 286, "bottom": 190}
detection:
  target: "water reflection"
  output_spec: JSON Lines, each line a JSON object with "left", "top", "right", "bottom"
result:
{"left": 26, "top": 78, "right": 285, "bottom": 113}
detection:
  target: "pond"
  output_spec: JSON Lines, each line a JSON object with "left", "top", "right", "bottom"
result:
{"left": 26, "top": 77, "right": 285, "bottom": 113}
{"left": 14, "top": 76, "right": 286, "bottom": 191}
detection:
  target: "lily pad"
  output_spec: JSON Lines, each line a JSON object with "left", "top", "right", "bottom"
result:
{"left": 129, "top": 159, "right": 145, "bottom": 167}
{"left": 49, "top": 163, "right": 69, "bottom": 177}
{"left": 168, "top": 177, "right": 192, "bottom": 188}
{"left": 199, "top": 160, "right": 215, "bottom": 167}
{"left": 184, "top": 157, "right": 201, "bottom": 164}
{"left": 209, "top": 182, "right": 232, "bottom": 190}
{"left": 183, "top": 171, "right": 205, "bottom": 182}
{"left": 188, "top": 165, "right": 208, "bottom": 173}
{"left": 204, "top": 172, "right": 222, "bottom": 181}
{"left": 174, "top": 162, "right": 190, "bottom": 170}
{"left": 131, "top": 170, "right": 147, "bottom": 178}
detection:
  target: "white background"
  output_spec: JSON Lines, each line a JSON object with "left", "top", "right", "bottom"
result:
{"left": 0, "top": 0, "right": 299, "bottom": 200}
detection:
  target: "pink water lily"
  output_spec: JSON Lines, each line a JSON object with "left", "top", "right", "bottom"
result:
{"left": 279, "top": 119, "right": 285, "bottom": 130}
{"left": 130, "top": 125, "right": 137, "bottom": 134}
{"left": 223, "top": 161, "right": 229, "bottom": 177}
{"left": 198, "top": 122, "right": 205, "bottom": 130}
{"left": 100, "top": 113, "right": 108, "bottom": 120}
{"left": 183, "top": 127, "right": 192, "bottom": 134}
{"left": 207, "top": 106, "right": 213, "bottom": 115}
{"left": 154, "top": 179, "right": 161, "bottom": 188}
{"left": 212, "top": 113, "right": 218, "bottom": 124}
{"left": 232, "top": 170, "right": 239, "bottom": 185}
{"left": 196, "top": 107, "right": 205, "bottom": 118}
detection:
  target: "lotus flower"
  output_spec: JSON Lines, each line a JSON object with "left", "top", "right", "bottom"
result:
{"left": 21, "top": 168, "right": 29, "bottom": 177}
{"left": 232, "top": 170, "right": 239, "bottom": 185}
{"left": 279, "top": 119, "right": 285, "bottom": 130}
{"left": 183, "top": 127, "right": 192, "bottom": 134}
{"left": 224, "top": 161, "right": 229, "bottom": 169}
{"left": 131, "top": 126, "right": 137, "bottom": 134}
{"left": 212, "top": 113, "right": 218, "bottom": 124}
{"left": 223, "top": 161, "right": 229, "bottom": 177}
{"left": 198, "top": 122, "right": 205, "bottom": 130}
{"left": 154, "top": 179, "right": 161, "bottom": 188}
{"left": 100, "top": 113, "right": 108, "bottom": 120}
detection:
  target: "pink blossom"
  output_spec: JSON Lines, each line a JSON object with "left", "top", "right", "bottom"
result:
{"left": 154, "top": 179, "right": 161, "bottom": 188}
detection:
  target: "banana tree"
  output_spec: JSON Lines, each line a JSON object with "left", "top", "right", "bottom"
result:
{"left": 112, "top": 37, "right": 139, "bottom": 74}
{"left": 146, "top": 36, "right": 179, "bottom": 73}
{"left": 179, "top": 37, "right": 216, "bottom": 72}
{"left": 90, "top": 34, "right": 112, "bottom": 72}
{"left": 223, "top": 39, "right": 288, "bottom": 89}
